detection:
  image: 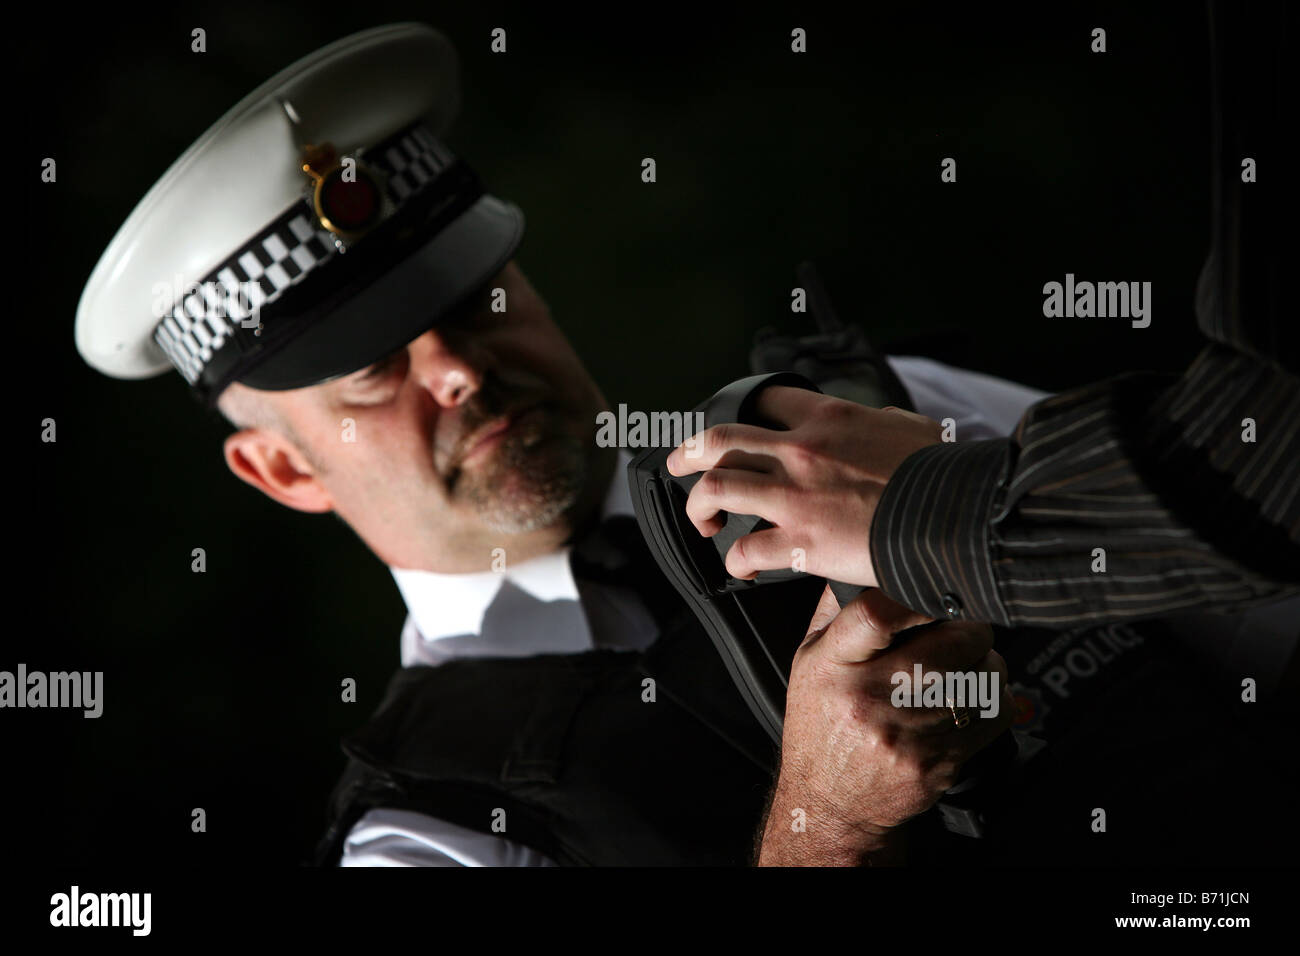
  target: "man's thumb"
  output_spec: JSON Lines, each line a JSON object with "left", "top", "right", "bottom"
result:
{"left": 821, "top": 588, "right": 931, "bottom": 664}
{"left": 799, "top": 583, "right": 842, "bottom": 650}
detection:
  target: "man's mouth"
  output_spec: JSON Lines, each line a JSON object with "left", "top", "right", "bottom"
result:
{"left": 460, "top": 416, "right": 515, "bottom": 465}
{"left": 457, "top": 403, "right": 544, "bottom": 467}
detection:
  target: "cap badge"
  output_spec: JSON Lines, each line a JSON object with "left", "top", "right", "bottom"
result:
{"left": 301, "top": 142, "right": 386, "bottom": 242}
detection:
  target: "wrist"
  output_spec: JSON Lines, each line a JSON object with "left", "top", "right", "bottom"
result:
{"left": 869, "top": 437, "right": 1013, "bottom": 625}
{"left": 757, "top": 782, "right": 904, "bottom": 866}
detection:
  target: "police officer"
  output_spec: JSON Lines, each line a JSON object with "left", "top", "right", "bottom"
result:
{"left": 75, "top": 23, "right": 1013, "bottom": 866}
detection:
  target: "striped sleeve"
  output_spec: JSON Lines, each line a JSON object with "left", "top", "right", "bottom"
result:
{"left": 869, "top": 2, "right": 1299, "bottom": 629}
{"left": 870, "top": 347, "right": 1300, "bottom": 628}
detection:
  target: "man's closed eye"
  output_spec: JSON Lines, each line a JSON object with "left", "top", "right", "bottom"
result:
{"left": 359, "top": 351, "right": 407, "bottom": 381}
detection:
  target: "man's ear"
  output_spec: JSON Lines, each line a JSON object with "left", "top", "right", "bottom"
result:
{"left": 223, "top": 428, "right": 333, "bottom": 514}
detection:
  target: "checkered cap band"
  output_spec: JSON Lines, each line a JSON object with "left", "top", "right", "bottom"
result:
{"left": 152, "top": 124, "right": 456, "bottom": 385}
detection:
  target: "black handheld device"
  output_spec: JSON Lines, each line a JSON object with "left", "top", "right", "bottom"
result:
{"left": 629, "top": 371, "right": 845, "bottom": 742}
{"left": 627, "top": 370, "right": 1029, "bottom": 838}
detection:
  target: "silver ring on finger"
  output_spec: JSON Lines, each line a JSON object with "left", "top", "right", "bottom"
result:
{"left": 946, "top": 696, "right": 970, "bottom": 729}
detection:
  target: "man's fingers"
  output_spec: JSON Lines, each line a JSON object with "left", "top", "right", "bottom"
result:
{"left": 683, "top": 467, "right": 784, "bottom": 536}
{"left": 666, "top": 422, "right": 784, "bottom": 476}
{"left": 919, "top": 651, "right": 1016, "bottom": 759}
{"left": 885, "top": 642, "right": 1011, "bottom": 738}
{"left": 881, "top": 619, "right": 996, "bottom": 677}
{"left": 871, "top": 622, "right": 999, "bottom": 734}
{"left": 710, "top": 450, "right": 783, "bottom": 474}
{"left": 818, "top": 589, "right": 932, "bottom": 664}
{"left": 751, "top": 385, "right": 833, "bottom": 429}
{"left": 881, "top": 405, "right": 939, "bottom": 427}
{"left": 724, "top": 527, "right": 798, "bottom": 580}
{"left": 857, "top": 588, "right": 933, "bottom": 635}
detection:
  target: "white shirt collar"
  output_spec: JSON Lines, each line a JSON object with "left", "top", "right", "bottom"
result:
{"left": 389, "top": 451, "right": 635, "bottom": 665}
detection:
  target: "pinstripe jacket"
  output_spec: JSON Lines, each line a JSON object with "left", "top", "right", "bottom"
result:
{"left": 871, "top": 0, "right": 1299, "bottom": 628}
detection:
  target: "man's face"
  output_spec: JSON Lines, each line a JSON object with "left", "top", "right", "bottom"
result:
{"left": 222, "top": 260, "right": 613, "bottom": 572}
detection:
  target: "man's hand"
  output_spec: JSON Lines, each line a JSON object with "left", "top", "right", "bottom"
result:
{"left": 757, "top": 586, "right": 1013, "bottom": 866}
{"left": 666, "top": 386, "right": 942, "bottom": 588}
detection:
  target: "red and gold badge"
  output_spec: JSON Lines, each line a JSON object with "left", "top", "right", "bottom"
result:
{"left": 301, "top": 142, "right": 386, "bottom": 241}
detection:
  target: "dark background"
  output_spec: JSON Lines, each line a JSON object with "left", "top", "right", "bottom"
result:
{"left": 20, "top": 1, "right": 1216, "bottom": 865}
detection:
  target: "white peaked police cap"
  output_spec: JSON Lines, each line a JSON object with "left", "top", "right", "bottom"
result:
{"left": 75, "top": 22, "right": 525, "bottom": 406}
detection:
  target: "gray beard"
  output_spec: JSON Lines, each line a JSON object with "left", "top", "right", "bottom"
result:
{"left": 459, "top": 411, "right": 588, "bottom": 535}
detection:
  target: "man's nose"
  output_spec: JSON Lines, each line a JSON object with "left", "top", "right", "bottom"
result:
{"left": 407, "top": 326, "right": 488, "bottom": 408}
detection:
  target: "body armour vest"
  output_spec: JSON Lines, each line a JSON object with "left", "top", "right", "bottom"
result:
{"left": 313, "top": 595, "right": 786, "bottom": 867}
{"left": 314, "top": 525, "right": 1292, "bottom": 867}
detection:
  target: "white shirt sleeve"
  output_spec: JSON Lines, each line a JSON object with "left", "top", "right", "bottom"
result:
{"left": 886, "top": 355, "right": 1051, "bottom": 439}
{"left": 338, "top": 808, "right": 559, "bottom": 867}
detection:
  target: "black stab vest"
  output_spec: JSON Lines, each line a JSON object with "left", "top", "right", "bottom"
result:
{"left": 314, "top": 605, "right": 781, "bottom": 866}
{"left": 315, "top": 539, "right": 1294, "bottom": 867}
